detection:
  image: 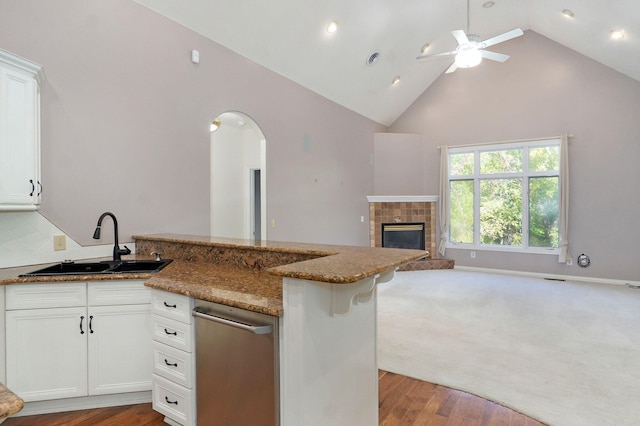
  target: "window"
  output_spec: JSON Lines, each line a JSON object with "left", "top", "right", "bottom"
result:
{"left": 447, "top": 139, "right": 560, "bottom": 253}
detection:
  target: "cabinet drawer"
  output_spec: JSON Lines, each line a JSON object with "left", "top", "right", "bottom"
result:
{"left": 153, "top": 374, "right": 194, "bottom": 426}
{"left": 6, "top": 282, "right": 86, "bottom": 310}
{"left": 151, "top": 290, "right": 193, "bottom": 324}
{"left": 153, "top": 315, "right": 193, "bottom": 352}
{"left": 88, "top": 280, "right": 151, "bottom": 306}
{"left": 153, "top": 341, "right": 194, "bottom": 389}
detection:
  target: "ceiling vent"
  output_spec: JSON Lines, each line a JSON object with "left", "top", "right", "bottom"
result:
{"left": 366, "top": 51, "right": 381, "bottom": 66}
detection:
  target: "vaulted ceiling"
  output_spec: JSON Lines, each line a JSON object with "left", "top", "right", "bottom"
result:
{"left": 133, "top": 0, "right": 640, "bottom": 126}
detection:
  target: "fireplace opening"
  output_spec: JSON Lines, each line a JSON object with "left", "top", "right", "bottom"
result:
{"left": 381, "top": 222, "right": 425, "bottom": 250}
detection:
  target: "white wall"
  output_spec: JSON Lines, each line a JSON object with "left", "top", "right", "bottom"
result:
{"left": 0, "top": 0, "right": 384, "bottom": 268}
{"left": 211, "top": 124, "right": 261, "bottom": 239}
{"left": 389, "top": 31, "right": 640, "bottom": 282}
{"left": 373, "top": 133, "right": 425, "bottom": 195}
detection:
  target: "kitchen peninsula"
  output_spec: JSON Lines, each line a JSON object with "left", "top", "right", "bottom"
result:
{"left": 0, "top": 234, "right": 427, "bottom": 425}
{"left": 136, "top": 233, "right": 427, "bottom": 426}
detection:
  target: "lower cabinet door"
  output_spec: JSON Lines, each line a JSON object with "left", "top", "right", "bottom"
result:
{"left": 6, "top": 306, "right": 88, "bottom": 401}
{"left": 87, "top": 304, "right": 153, "bottom": 395}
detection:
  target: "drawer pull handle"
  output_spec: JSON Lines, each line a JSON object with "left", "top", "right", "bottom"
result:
{"left": 89, "top": 315, "right": 94, "bottom": 334}
{"left": 165, "top": 396, "right": 178, "bottom": 405}
{"left": 164, "top": 328, "right": 177, "bottom": 336}
{"left": 164, "top": 359, "right": 178, "bottom": 367}
{"left": 80, "top": 316, "right": 85, "bottom": 334}
{"left": 163, "top": 301, "right": 177, "bottom": 308}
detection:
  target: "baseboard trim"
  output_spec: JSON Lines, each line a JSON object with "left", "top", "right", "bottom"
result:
{"left": 14, "top": 391, "right": 152, "bottom": 417}
{"left": 452, "top": 266, "right": 640, "bottom": 287}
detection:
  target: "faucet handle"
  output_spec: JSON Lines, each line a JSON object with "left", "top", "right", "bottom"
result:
{"left": 119, "top": 245, "right": 132, "bottom": 256}
{"left": 151, "top": 252, "right": 162, "bottom": 261}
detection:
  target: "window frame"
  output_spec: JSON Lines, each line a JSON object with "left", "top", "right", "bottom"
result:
{"left": 447, "top": 138, "right": 561, "bottom": 255}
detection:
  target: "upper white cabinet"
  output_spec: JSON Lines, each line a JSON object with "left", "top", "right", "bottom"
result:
{"left": 0, "top": 48, "right": 43, "bottom": 210}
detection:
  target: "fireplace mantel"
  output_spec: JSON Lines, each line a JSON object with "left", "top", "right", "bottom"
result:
{"left": 366, "top": 195, "right": 438, "bottom": 203}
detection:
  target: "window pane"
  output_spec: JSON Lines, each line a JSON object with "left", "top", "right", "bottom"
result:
{"left": 480, "top": 178, "right": 522, "bottom": 246}
{"left": 529, "top": 145, "right": 559, "bottom": 172}
{"left": 529, "top": 177, "right": 559, "bottom": 247}
{"left": 480, "top": 149, "right": 522, "bottom": 174}
{"left": 449, "top": 152, "right": 474, "bottom": 175}
{"left": 449, "top": 180, "right": 474, "bottom": 243}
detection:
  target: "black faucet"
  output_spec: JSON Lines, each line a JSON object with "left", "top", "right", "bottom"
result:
{"left": 92, "top": 212, "right": 131, "bottom": 262}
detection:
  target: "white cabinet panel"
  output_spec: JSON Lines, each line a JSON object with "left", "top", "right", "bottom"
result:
{"left": 6, "top": 306, "right": 88, "bottom": 401}
{"left": 88, "top": 304, "right": 152, "bottom": 395}
{"left": 88, "top": 280, "right": 151, "bottom": 306}
{"left": 6, "top": 282, "right": 86, "bottom": 310}
{"left": 0, "top": 49, "right": 42, "bottom": 210}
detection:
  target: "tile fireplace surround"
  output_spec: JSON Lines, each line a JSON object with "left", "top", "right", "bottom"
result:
{"left": 367, "top": 196, "right": 454, "bottom": 271}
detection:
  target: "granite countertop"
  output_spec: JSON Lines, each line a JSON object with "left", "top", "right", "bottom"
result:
{"left": 135, "top": 233, "right": 428, "bottom": 284}
{"left": 146, "top": 260, "right": 284, "bottom": 316}
{"left": 0, "top": 383, "right": 23, "bottom": 419}
{"left": 0, "top": 234, "right": 428, "bottom": 317}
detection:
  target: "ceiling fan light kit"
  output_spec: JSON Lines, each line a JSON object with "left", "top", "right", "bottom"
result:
{"left": 416, "top": 0, "right": 523, "bottom": 73}
{"left": 455, "top": 47, "right": 483, "bottom": 68}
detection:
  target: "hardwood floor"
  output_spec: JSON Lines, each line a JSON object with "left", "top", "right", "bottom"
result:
{"left": 4, "top": 372, "right": 546, "bottom": 426}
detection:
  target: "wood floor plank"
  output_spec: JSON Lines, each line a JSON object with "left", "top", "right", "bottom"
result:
{"left": 4, "top": 373, "right": 547, "bottom": 426}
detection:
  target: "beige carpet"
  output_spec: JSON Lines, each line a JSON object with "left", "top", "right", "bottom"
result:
{"left": 377, "top": 269, "right": 640, "bottom": 426}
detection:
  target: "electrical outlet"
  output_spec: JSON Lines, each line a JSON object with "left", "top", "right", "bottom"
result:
{"left": 470, "top": 251, "right": 476, "bottom": 259}
{"left": 270, "top": 219, "right": 276, "bottom": 228}
{"left": 360, "top": 216, "right": 365, "bottom": 223}
{"left": 54, "top": 235, "right": 66, "bottom": 251}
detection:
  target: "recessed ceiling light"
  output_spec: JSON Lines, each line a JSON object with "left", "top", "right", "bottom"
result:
{"left": 392, "top": 76, "right": 401, "bottom": 86}
{"left": 483, "top": 1, "right": 495, "bottom": 8}
{"left": 562, "top": 9, "right": 574, "bottom": 19}
{"left": 326, "top": 21, "right": 338, "bottom": 33}
{"left": 421, "top": 43, "right": 431, "bottom": 54}
{"left": 610, "top": 29, "right": 625, "bottom": 40}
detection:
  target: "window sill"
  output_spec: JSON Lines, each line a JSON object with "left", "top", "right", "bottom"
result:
{"left": 446, "top": 244, "right": 559, "bottom": 256}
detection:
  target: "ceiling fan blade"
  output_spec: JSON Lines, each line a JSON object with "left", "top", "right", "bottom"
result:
{"left": 451, "top": 30, "right": 469, "bottom": 45}
{"left": 416, "top": 50, "right": 457, "bottom": 60}
{"left": 445, "top": 62, "right": 458, "bottom": 74}
{"left": 481, "top": 50, "right": 510, "bottom": 62}
{"left": 482, "top": 28, "right": 524, "bottom": 48}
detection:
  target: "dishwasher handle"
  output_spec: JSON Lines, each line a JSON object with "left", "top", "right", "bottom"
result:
{"left": 192, "top": 308, "right": 273, "bottom": 335}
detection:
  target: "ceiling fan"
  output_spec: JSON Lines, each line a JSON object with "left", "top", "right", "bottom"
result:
{"left": 416, "top": 0, "right": 523, "bottom": 73}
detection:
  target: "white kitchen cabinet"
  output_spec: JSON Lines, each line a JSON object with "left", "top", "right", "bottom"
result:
{"left": 150, "top": 289, "right": 196, "bottom": 426}
{"left": 5, "top": 280, "right": 152, "bottom": 403}
{"left": 6, "top": 306, "right": 88, "bottom": 401}
{"left": 0, "top": 48, "right": 43, "bottom": 210}
{"left": 87, "top": 304, "right": 152, "bottom": 395}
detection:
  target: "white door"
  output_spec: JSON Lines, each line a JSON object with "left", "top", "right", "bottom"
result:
{"left": 88, "top": 304, "right": 153, "bottom": 395}
{"left": 6, "top": 307, "right": 88, "bottom": 401}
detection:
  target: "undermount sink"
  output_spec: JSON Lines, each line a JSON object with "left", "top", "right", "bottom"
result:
{"left": 20, "top": 259, "right": 173, "bottom": 277}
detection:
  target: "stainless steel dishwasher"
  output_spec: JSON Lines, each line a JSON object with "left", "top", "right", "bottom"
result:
{"left": 193, "top": 299, "right": 279, "bottom": 425}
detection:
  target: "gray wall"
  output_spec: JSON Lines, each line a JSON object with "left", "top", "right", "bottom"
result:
{"left": 0, "top": 0, "right": 383, "bottom": 247}
{"left": 390, "top": 31, "right": 640, "bottom": 282}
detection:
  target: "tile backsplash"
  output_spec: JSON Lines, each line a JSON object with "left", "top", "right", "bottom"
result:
{"left": 0, "top": 212, "right": 123, "bottom": 268}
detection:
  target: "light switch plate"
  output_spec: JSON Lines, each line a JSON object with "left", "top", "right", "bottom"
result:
{"left": 54, "top": 235, "right": 66, "bottom": 251}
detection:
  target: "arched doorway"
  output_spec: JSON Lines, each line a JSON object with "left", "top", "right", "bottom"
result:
{"left": 210, "top": 112, "right": 266, "bottom": 240}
